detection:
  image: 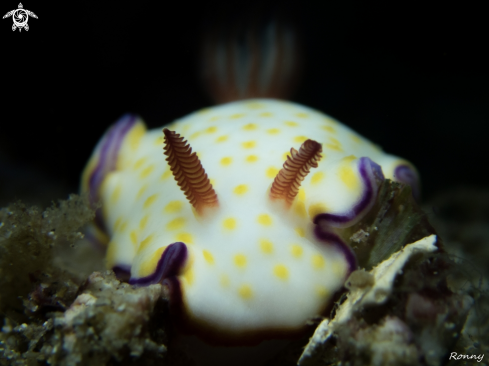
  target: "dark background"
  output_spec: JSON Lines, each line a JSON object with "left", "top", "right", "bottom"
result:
{"left": 1, "top": 0, "right": 488, "bottom": 207}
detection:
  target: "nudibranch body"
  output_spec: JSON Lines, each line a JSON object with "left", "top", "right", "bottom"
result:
{"left": 81, "top": 98, "right": 418, "bottom": 344}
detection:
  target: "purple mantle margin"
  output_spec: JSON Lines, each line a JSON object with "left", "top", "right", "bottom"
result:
{"left": 313, "top": 227, "right": 357, "bottom": 274}
{"left": 88, "top": 114, "right": 138, "bottom": 233}
{"left": 394, "top": 164, "right": 420, "bottom": 201}
{"left": 128, "top": 242, "right": 188, "bottom": 287}
{"left": 313, "top": 156, "right": 384, "bottom": 228}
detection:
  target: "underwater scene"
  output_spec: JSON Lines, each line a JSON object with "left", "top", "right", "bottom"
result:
{"left": 1, "top": 1, "right": 488, "bottom": 365}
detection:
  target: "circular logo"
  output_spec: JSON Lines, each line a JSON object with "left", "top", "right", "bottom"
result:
{"left": 12, "top": 9, "right": 28, "bottom": 27}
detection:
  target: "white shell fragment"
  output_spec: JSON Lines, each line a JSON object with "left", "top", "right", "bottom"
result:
{"left": 298, "top": 234, "right": 438, "bottom": 365}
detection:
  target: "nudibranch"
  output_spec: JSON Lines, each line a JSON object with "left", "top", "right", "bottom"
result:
{"left": 81, "top": 99, "right": 419, "bottom": 358}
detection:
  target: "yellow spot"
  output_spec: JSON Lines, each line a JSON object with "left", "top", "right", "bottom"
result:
{"left": 134, "top": 157, "right": 147, "bottom": 170}
{"left": 267, "top": 128, "right": 280, "bottom": 134}
{"left": 138, "top": 234, "right": 154, "bottom": 253}
{"left": 209, "top": 116, "right": 220, "bottom": 122}
{"left": 190, "top": 131, "right": 202, "bottom": 139}
{"left": 176, "top": 232, "right": 194, "bottom": 244}
{"left": 312, "top": 254, "right": 325, "bottom": 269}
{"left": 110, "top": 185, "right": 122, "bottom": 204}
{"left": 295, "top": 112, "right": 308, "bottom": 118}
{"left": 290, "top": 244, "right": 303, "bottom": 258}
{"left": 238, "top": 284, "right": 253, "bottom": 299}
{"left": 210, "top": 178, "right": 216, "bottom": 186}
{"left": 342, "top": 155, "right": 357, "bottom": 163}
{"left": 293, "top": 201, "right": 307, "bottom": 218}
{"left": 308, "top": 202, "right": 328, "bottom": 218}
{"left": 242, "top": 141, "right": 256, "bottom": 149}
{"left": 230, "top": 113, "right": 245, "bottom": 119}
{"left": 223, "top": 217, "right": 237, "bottom": 230}
{"left": 245, "top": 102, "right": 265, "bottom": 109}
{"left": 315, "top": 286, "right": 329, "bottom": 298}
{"left": 295, "top": 227, "right": 305, "bottom": 238}
{"left": 246, "top": 155, "right": 258, "bottom": 163}
{"left": 216, "top": 135, "right": 228, "bottom": 143}
{"left": 164, "top": 200, "right": 183, "bottom": 214}
{"left": 113, "top": 217, "right": 122, "bottom": 230}
{"left": 139, "top": 246, "right": 166, "bottom": 278}
{"left": 139, "top": 215, "right": 149, "bottom": 230}
{"left": 161, "top": 170, "right": 172, "bottom": 181}
{"left": 130, "top": 231, "right": 138, "bottom": 246}
{"left": 154, "top": 136, "right": 164, "bottom": 146}
{"left": 242, "top": 123, "right": 257, "bottom": 131}
{"left": 294, "top": 135, "right": 308, "bottom": 143}
{"left": 259, "top": 239, "right": 274, "bottom": 254}
{"left": 81, "top": 156, "right": 98, "bottom": 191}
{"left": 298, "top": 188, "right": 306, "bottom": 202}
{"left": 166, "top": 217, "right": 186, "bottom": 231}
{"left": 136, "top": 184, "right": 148, "bottom": 199}
{"left": 205, "top": 126, "right": 218, "bottom": 133}
{"left": 339, "top": 166, "right": 359, "bottom": 190}
{"left": 266, "top": 167, "right": 279, "bottom": 178}
{"left": 325, "top": 143, "right": 342, "bottom": 151}
{"left": 282, "top": 151, "right": 291, "bottom": 161}
{"left": 143, "top": 194, "right": 158, "bottom": 209}
{"left": 257, "top": 214, "right": 273, "bottom": 226}
{"left": 183, "top": 267, "right": 194, "bottom": 286}
{"left": 234, "top": 254, "right": 247, "bottom": 268}
{"left": 322, "top": 125, "right": 336, "bottom": 133}
{"left": 233, "top": 184, "right": 248, "bottom": 195}
{"left": 220, "top": 157, "right": 233, "bottom": 166}
{"left": 140, "top": 165, "right": 155, "bottom": 179}
{"left": 273, "top": 264, "right": 289, "bottom": 280}
{"left": 119, "top": 221, "right": 127, "bottom": 232}
{"left": 326, "top": 137, "right": 343, "bottom": 152}
{"left": 182, "top": 125, "right": 191, "bottom": 133}
{"left": 220, "top": 274, "right": 230, "bottom": 288}
{"left": 203, "top": 250, "right": 215, "bottom": 265}
{"left": 329, "top": 137, "right": 341, "bottom": 146}
{"left": 259, "top": 112, "right": 273, "bottom": 117}
{"left": 128, "top": 123, "right": 146, "bottom": 151}
{"left": 351, "top": 134, "right": 362, "bottom": 144}
{"left": 311, "top": 171, "right": 324, "bottom": 185}
{"left": 284, "top": 121, "right": 298, "bottom": 127}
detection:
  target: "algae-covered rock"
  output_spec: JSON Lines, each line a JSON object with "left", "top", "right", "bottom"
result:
{"left": 45, "top": 271, "right": 167, "bottom": 366}
{"left": 1, "top": 271, "right": 169, "bottom": 366}
{"left": 338, "top": 180, "right": 438, "bottom": 270}
{"left": 0, "top": 196, "right": 169, "bottom": 365}
{"left": 0, "top": 194, "right": 95, "bottom": 320}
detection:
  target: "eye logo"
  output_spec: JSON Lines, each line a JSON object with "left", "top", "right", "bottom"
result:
{"left": 3, "top": 3, "right": 37, "bottom": 32}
